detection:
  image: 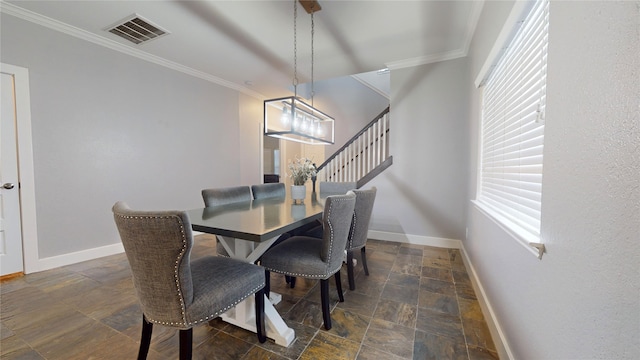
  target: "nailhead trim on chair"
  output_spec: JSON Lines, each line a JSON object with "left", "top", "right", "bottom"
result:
{"left": 348, "top": 212, "right": 357, "bottom": 249}
{"left": 325, "top": 197, "right": 336, "bottom": 268}
{"left": 263, "top": 197, "right": 351, "bottom": 279}
{"left": 145, "top": 282, "right": 265, "bottom": 328}
{"left": 117, "top": 211, "right": 266, "bottom": 330}
{"left": 262, "top": 266, "right": 339, "bottom": 279}
{"left": 115, "top": 213, "right": 189, "bottom": 326}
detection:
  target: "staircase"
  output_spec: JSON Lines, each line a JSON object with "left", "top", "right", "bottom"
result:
{"left": 313, "top": 106, "right": 392, "bottom": 190}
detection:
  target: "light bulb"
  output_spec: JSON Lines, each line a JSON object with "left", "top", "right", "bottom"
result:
{"left": 293, "top": 114, "right": 302, "bottom": 129}
{"left": 280, "top": 107, "right": 291, "bottom": 125}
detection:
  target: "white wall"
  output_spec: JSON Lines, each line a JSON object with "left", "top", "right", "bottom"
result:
{"left": 466, "top": 1, "right": 640, "bottom": 358}
{"left": 1, "top": 14, "right": 260, "bottom": 260}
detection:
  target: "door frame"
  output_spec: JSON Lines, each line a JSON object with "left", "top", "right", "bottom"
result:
{"left": 1, "top": 63, "right": 39, "bottom": 274}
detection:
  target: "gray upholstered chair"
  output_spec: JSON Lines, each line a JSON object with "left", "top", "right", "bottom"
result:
{"left": 344, "top": 187, "right": 377, "bottom": 290}
{"left": 319, "top": 181, "right": 357, "bottom": 196}
{"left": 283, "top": 182, "right": 359, "bottom": 289}
{"left": 250, "top": 183, "right": 294, "bottom": 285}
{"left": 201, "top": 186, "right": 252, "bottom": 257}
{"left": 251, "top": 183, "right": 286, "bottom": 200}
{"left": 260, "top": 192, "right": 356, "bottom": 330}
{"left": 304, "top": 187, "right": 377, "bottom": 290}
{"left": 202, "top": 186, "right": 252, "bottom": 207}
{"left": 286, "top": 181, "right": 356, "bottom": 239}
{"left": 112, "top": 202, "right": 266, "bottom": 360}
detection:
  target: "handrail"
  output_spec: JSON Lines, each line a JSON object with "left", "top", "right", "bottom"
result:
{"left": 312, "top": 105, "right": 392, "bottom": 190}
{"left": 356, "top": 156, "right": 393, "bottom": 188}
{"left": 316, "top": 106, "right": 390, "bottom": 171}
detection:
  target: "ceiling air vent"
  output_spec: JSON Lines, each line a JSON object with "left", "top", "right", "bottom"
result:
{"left": 105, "top": 14, "right": 169, "bottom": 45}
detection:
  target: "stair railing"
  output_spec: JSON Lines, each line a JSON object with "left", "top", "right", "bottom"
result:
{"left": 314, "top": 106, "right": 392, "bottom": 189}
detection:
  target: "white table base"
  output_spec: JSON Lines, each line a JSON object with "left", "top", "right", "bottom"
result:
{"left": 217, "top": 235, "right": 295, "bottom": 347}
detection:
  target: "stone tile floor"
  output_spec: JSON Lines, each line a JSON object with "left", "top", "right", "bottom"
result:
{"left": 1, "top": 235, "right": 497, "bottom": 359}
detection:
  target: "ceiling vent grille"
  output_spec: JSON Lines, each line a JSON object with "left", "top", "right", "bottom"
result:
{"left": 105, "top": 14, "right": 169, "bottom": 45}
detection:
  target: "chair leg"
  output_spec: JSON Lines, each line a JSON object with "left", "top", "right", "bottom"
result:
{"left": 361, "top": 247, "right": 369, "bottom": 276}
{"left": 285, "top": 275, "right": 297, "bottom": 288}
{"left": 179, "top": 328, "right": 193, "bottom": 360}
{"left": 346, "top": 250, "right": 356, "bottom": 290}
{"left": 137, "top": 315, "right": 153, "bottom": 360}
{"left": 334, "top": 271, "right": 345, "bottom": 302}
{"left": 255, "top": 288, "right": 267, "bottom": 343}
{"left": 320, "top": 279, "right": 332, "bottom": 330}
{"left": 264, "top": 270, "right": 270, "bottom": 299}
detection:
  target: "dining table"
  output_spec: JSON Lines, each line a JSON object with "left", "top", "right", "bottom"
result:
{"left": 186, "top": 191, "right": 325, "bottom": 347}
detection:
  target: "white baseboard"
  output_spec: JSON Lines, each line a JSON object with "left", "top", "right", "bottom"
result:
{"left": 31, "top": 243, "right": 125, "bottom": 273}
{"left": 368, "top": 230, "right": 462, "bottom": 249}
{"left": 28, "top": 229, "right": 512, "bottom": 358}
{"left": 458, "top": 246, "right": 513, "bottom": 360}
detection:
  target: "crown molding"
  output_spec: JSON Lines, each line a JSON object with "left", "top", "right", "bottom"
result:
{"left": 385, "top": 1, "right": 484, "bottom": 71}
{"left": 462, "top": 0, "right": 486, "bottom": 56}
{"left": 0, "top": 1, "right": 265, "bottom": 100}
{"left": 350, "top": 73, "right": 390, "bottom": 100}
{"left": 385, "top": 48, "right": 467, "bottom": 70}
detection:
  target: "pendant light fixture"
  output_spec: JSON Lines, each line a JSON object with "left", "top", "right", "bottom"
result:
{"left": 264, "top": 0, "right": 335, "bottom": 145}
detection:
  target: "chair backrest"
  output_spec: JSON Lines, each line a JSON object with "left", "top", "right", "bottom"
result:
{"left": 251, "top": 183, "right": 286, "bottom": 200}
{"left": 348, "top": 187, "right": 377, "bottom": 250}
{"left": 319, "top": 181, "right": 357, "bottom": 196}
{"left": 112, "top": 201, "right": 194, "bottom": 327}
{"left": 320, "top": 192, "right": 356, "bottom": 272}
{"left": 202, "top": 186, "right": 252, "bottom": 207}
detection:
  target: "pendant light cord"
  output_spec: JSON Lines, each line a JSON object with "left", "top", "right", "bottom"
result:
{"left": 311, "top": 6, "right": 315, "bottom": 107}
{"left": 293, "top": 0, "right": 298, "bottom": 98}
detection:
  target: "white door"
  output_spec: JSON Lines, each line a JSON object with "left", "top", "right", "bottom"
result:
{"left": 0, "top": 71, "right": 24, "bottom": 276}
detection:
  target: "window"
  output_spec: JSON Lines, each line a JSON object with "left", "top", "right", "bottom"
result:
{"left": 476, "top": 0, "right": 549, "bottom": 246}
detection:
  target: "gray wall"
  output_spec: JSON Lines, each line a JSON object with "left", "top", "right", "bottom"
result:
{"left": 309, "top": 75, "right": 389, "bottom": 157}
{"left": 370, "top": 57, "right": 470, "bottom": 240}
{"left": 1, "top": 14, "right": 259, "bottom": 258}
{"left": 5, "top": 3, "right": 639, "bottom": 357}
{"left": 466, "top": 1, "right": 640, "bottom": 358}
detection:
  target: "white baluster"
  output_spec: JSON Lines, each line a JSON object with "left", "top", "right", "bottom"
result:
{"left": 367, "top": 127, "right": 372, "bottom": 173}
{"left": 349, "top": 143, "right": 354, "bottom": 181}
{"left": 357, "top": 140, "right": 360, "bottom": 180}
{"left": 376, "top": 118, "right": 381, "bottom": 167}
{"left": 339, "top": 152, "right": 343, "bottom": 182}
{"left": 382, "top": 115, "right": 387, "bottom": 160}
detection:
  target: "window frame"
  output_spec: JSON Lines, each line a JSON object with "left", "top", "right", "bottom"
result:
{"left": 474, "top": 0, "right": 549, "bottom": 255}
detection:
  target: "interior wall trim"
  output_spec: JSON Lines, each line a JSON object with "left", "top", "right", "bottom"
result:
{"left": 33, "top": 243, "right": 124, "bottom": 274}
{"left": 368, "top": 230, "right": 462, "bottom": 249}
{"left": 459, "top": 244, "right": 514, "bottom": 359}
{"left": 29, "top": 228, "right": 513, "bottom": 359}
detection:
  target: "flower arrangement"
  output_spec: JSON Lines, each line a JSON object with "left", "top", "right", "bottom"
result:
{"left": 288, "top": 157, "right": 317, "bottom": 186}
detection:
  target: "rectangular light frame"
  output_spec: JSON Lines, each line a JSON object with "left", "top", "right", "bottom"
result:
{"left": 264, "top": 96, "right": 335, "bottom": 145}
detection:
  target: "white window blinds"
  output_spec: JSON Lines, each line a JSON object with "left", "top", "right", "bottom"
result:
{"left": 478, "top": 0, "right": 549, "bottom": 243}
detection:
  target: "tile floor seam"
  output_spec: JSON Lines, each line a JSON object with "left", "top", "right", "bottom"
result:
{"left": 295, "top": 328, "right": 320, "bottom": 360}
{"left": 0, "top": 238, "right": 497, "bottom": 360}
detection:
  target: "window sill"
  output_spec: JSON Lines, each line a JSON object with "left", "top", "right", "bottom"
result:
{"left": 471, "top": 200, "right": 542, "bottom": 259}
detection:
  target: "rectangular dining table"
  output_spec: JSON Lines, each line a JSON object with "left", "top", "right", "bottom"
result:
{"left": 186, "top": 192, "right": 325, "bottom": 347}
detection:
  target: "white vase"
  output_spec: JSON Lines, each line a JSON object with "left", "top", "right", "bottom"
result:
{"left": 291, "top": 185, "right": 306, "bottom": 204}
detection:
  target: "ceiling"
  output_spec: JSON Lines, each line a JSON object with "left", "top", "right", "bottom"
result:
{"left": 2, "top": 0, "right": 483, "bottom": 99}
